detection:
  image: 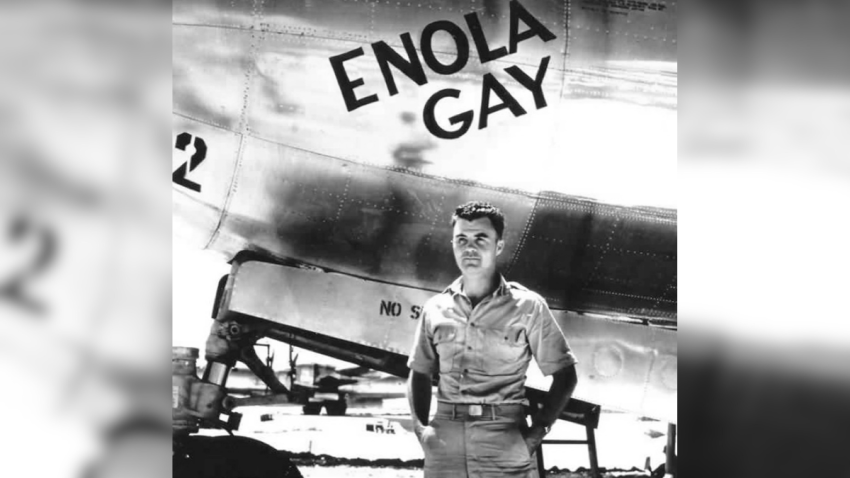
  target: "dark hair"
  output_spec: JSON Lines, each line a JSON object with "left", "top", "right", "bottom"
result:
{"left": 451, "top": 201, "right": 506, "bottom": 239}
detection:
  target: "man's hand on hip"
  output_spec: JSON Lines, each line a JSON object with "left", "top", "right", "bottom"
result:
{"left": 414, "top": 421, "right": 436, "bottom": 447}
{"left": 523, "top": 424, "right": 547, "bottom": 456}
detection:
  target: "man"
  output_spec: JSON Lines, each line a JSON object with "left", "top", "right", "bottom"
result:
{"left": 407, "top": 201, "right": 579, "bottom": 478}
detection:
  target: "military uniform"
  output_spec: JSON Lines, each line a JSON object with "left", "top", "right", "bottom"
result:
{"left": 408, "top": 276, "right": 578, "bottom": 478}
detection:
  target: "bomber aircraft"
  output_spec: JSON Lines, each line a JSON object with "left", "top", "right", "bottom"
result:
{"left": 172, "top": 0, "right": 677, "bottom": 476}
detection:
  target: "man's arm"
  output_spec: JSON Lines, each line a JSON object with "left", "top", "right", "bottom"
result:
{"left": 407, "top": 370, "right": 433, "bottom": 439}
{"left": 524, "top": 364, "right": 578, "bottom": 451}
{"left": 524, "top": 294, "right": 580, "bottom": 451}
{"left": 405, "top": 303, "right": 437, "bottom": 443}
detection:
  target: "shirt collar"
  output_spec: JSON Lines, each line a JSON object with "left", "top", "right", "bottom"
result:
{"left": 444, "top": 275, "right": 509, "bottom": 298}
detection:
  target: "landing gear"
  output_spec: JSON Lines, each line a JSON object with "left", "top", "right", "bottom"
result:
{"left": 174, "top": 435, "right": 302, "bottom": 478}
{"left": 325, "top": 401, "right": 347, "bottom": 416}
{"left": 302, "top": 400, "right": 347, "bottom": 416}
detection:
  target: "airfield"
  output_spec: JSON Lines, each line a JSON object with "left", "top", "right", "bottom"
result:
{"left": 198, "top": 399, "right": 670, "bottom": 477}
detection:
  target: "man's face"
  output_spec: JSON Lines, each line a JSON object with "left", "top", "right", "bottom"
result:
{"left": 452, "top": 217, "right": 504, "bottom": 277}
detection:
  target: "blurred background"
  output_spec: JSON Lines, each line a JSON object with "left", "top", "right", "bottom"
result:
{"left": 0, "top": 0, "right": 848, "bottom": 477}
{"left": 680, "top": 0, "right": 850, "bottom": 477}
{"left": 0, "top": 1, "right": 170, "bottom": 477}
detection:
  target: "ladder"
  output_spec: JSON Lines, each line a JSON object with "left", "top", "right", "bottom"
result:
{"left": 526, "top": 392, "right": 602, "bottom": 478}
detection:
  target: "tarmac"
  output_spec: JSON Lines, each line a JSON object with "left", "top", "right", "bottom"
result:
{"left": 198, "top": 399, "right": 672, "bottom": 475}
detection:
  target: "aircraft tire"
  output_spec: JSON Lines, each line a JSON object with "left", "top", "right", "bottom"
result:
{"left": 325, "top": 402, "right": 347, "bottom": 416}
{"left": 174, "top": 435, "right": 302, "bottom": 478}
{"left": 302, "top": 403, "right": 322, "bottom": 415}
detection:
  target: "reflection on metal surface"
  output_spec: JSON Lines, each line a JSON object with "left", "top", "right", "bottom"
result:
{"left": 593, "top": 344, "right": 624, "bottom": 378}
{"left": 659, "top": 355, "right": 677, "bottom": 391}
{"left": 173, "top": 0, "right": 677, "bottom": 322}
{"left": 172, "top": 127, "right": 677, "bottom": 320}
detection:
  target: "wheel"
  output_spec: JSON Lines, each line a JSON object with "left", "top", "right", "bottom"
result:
{"left": 302, "top": 403, "right": 322, "bottom": 415}
{"left": 174, "top": 435, "right": 302, "bottom": 478}
{"left": 325, "top": 401, "right": 347, "bottom": 416}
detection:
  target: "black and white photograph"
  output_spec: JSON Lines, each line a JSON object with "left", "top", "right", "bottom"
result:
{"left": 171, "top": 1, "right": 675, "bottom": 477}
{"left": 5, "top": 1, "right": 850, "bottom": 478}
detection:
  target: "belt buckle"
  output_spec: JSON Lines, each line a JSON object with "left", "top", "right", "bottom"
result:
{"left": 468, "top": 404, "right": 483, "bottom": 417}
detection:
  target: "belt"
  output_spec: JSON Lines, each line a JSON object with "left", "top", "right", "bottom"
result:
{"left": 436, "top": 402, "right": 526, "bottom": 421}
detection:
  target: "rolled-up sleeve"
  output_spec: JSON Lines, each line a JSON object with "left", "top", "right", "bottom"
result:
{"left": 527, "top": 297, "right": 578, "bottom": 376}
{"left": 407, "top": 308, "right": 438, "bottom": 375}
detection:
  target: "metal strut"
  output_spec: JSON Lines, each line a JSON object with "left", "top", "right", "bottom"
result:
{"left": 665, "top": 423, "right": 677, "bottom": 477}
{"left": 526, "top": 391, "right": 601, "bottom": 478}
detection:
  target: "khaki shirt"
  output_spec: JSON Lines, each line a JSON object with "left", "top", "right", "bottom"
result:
{"left": 407, "top": 276, "right": 578, "bottom": 405}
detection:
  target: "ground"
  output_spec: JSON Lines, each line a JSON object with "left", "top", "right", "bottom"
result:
{"left": 296, "top": 465, "right": 653, "bottom": 477}
{"left": 198, "top": 402, "right": 673, "bottom": 477}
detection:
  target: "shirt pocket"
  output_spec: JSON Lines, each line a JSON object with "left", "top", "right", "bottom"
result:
{"left": 433, "top": 323, "right": 461, "bottom": 373}
{"left": 483, "top": 325, "right": 528, "bottom": 375}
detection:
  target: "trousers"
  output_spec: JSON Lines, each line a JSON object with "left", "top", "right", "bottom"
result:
{"left": 420, "top": 403, "right": 539, "bottom": 478}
